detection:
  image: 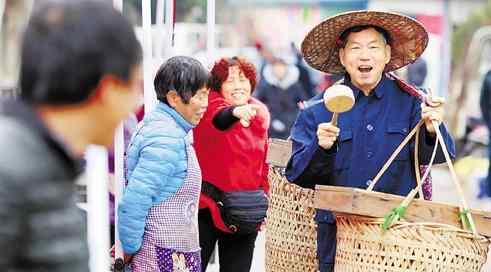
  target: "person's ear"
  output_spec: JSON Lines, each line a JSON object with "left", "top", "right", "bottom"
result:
{"left": 166, "top": 90, "right": 180, "bottom": 108}
{"left": 92, "top": 74, "right": 125, "bottom": 105}
{"left": 339, "top": 48, "right": 346, "bottom": 67}
{"left": 384, "top": 44, "right": 391, "bottom": 65}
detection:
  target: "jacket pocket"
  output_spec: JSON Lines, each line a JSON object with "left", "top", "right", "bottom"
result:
{"left": 386, "top": 123, "right": 410, "bottom": 161}
{"left": 335, "top": 130, "right": 353, "bottom": 170}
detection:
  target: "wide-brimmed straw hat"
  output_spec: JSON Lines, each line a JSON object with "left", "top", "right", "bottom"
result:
{"left": 301, "top": 10, "right": 428, "bottom": 74}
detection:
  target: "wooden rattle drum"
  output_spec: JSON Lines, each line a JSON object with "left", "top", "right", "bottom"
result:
{"left": 323, "top": 85, "right": 355, "bottom": 126}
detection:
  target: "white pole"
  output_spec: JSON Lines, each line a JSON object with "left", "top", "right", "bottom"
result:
{"left": 157, "top": 0, "right": 165, "bottom": 25}
{"left": 207, "top": 0, "right": 216, "bottom": 65}
{"left": 113, "top": 0, "right": 122, "bottom": 13}
{"left": 113, "top": 123, "right": 125, "bottom": 271}
{"left": 439, "top": 0, "right": 451, "bottom": 97}
{"left": 143, "top": 0, "right": 156, "bottom": 113}
{"left": 0, "top": 0, "right": 5, "bottom": 32}
{"left": 86, "top": 146, "right": 110, "bottom": 272}
{"left": 156, "top": 0, "right": 165, "bottom": 59}
{"left": 112, "top": 2, "right": 126, "bottom": 271}
{"left": 164, "top": 0, "right": 175, "bottom": 58}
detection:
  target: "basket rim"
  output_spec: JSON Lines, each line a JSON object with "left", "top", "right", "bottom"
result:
{"left": 335, "top": 213, "right": 491, "bottom": 241}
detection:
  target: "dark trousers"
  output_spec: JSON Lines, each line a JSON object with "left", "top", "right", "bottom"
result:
{"left": 316, "top": 209, "right": 337, "bottom": 272}
{"left": 487, "top": 140, "right": 491, "bottom": 195}
{"left": 199, "top": 208, "right": 258, "bottom": 272}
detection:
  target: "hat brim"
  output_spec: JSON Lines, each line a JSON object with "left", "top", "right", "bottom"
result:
{"left": 301, "top": 10, "right": 428, "bottom": 74}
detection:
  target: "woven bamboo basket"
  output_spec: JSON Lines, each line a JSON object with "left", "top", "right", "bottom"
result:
{"left": 332, "top": 119, "right": 491, "bottom": 271}
{"left": 265, "top": 167, "right": 318, "bottom": 272}
{"left": 265, "top": 168, "right": 491, "bottom": 272}
{"left": 265, "top": 122, "right": 491, "bottom": 272}
{"left": 334, "top": 215, "right": 489, "bottom": 272}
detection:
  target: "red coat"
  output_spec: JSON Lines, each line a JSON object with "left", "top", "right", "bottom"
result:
{"left": 193, "top": 91, "right": 270, "bottom": 232}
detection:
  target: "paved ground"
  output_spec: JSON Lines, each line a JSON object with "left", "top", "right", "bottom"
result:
{"left": 207, "top": 159, "right": 491, "bottom": 272}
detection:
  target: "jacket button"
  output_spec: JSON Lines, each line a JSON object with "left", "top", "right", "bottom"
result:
{"left": 366, "top": 179, "right": 372, "bottom": 186}
{"left": 366, "top": 124, "right": 374, "bottom": 131}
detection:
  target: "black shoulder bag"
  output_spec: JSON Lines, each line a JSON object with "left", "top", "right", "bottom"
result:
{"left": 201, "top": 182, "right": 268, "bottom": 234}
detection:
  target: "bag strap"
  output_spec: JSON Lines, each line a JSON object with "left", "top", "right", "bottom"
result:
{"left": 201, "top": 182, "right": 224, "bottom": 205}
{"left": 386, "top": 72, "right": 426, "bottom": 100}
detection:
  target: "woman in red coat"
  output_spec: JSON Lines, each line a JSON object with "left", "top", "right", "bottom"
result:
{"left": 193, "top": 57, "right": 270, "bottom": 272}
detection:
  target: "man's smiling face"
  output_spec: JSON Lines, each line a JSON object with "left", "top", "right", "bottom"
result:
{"left": 339, "top": 27, "right": 391, "bottom": 94}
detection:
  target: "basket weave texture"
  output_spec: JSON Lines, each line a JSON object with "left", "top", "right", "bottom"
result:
{"left": 265, "top": 168, "right": 318, "bottom": 272}
{"left": 335, "top": 215, "right": 490, "bottom": 272}
{"left": 265, "top": 168, "right": 490, "bottom": 272}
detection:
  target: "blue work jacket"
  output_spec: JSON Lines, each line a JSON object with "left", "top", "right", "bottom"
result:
{"left": 285, "top": 74, "right": 455, "bottom": 269}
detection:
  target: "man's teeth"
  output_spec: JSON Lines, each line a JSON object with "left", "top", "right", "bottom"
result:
{"left": 358, "top": 66, "right": 372, "bottom": 72}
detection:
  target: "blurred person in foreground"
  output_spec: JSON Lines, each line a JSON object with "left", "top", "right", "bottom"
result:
{"left": 0, "top": 1, "right": 142, "bottom": 271}
{"left": 118, "top": 56, "right": 210, "bottom": 271}
{"left": 286, "top": 10, "right": 455, "bottom": 272}
{"left": 193, "top": 57, "right": 270, "bottom": 272}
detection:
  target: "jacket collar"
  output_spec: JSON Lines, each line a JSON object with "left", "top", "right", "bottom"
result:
{"left": 344, "top": 73, "right": 387, "bottom": 100}
{"left": 0, "top": 99, "right": 82, "bottom": 175}
{"left": 156, "top": 102, "right": 194, "bottom": 133}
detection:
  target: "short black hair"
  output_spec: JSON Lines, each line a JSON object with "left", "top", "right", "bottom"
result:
{"left": 338, "top": 25, "right": 392, "bottom": 47}
{"left": 20, "top": 0, "right": 142, "bottom": 105}
{"left": 154, "top": 56, "right": 209, "bottom": 105}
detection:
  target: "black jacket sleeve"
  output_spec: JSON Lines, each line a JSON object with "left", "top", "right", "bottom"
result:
{"left": 212, "top": 106, "right": 240, "bottom": 131}
{"left": 285, "top": 107, "right": 337, "bottom": 188}
{"left": 287, "top": 145, "right": 337, "bottom": 189}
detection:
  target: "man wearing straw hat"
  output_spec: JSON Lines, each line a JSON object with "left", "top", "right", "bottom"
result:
{"left": 285, "top": 10, "right": 455, "bottom": 272}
